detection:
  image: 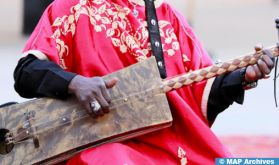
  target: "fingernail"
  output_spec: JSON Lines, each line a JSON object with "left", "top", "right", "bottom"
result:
{"left": 263, "top": 75, "right": 270, "bottom": 79}
{"left": 255, "top": 46, "right": 262, "bottom": 52}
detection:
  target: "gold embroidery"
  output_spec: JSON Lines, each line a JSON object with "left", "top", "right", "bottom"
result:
{"left": 51, "top": 0, "right": 86, "bottom": 69}
{"left": 178, "top": 147, "right": 188, "bottom": 165}
{"left": 51, "top": 0, "right": 182, "bottom": 68}
{"left": 158, "top": 21, "right": 180, "bottom": 57}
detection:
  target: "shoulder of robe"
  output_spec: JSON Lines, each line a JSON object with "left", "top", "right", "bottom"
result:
{"left": 51, "top": 0, "right": 81, "bottom": 17}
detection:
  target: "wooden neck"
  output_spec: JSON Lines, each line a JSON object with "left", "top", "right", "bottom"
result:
{"left": 161, "top": 45, "right": 279, "bottom": 93}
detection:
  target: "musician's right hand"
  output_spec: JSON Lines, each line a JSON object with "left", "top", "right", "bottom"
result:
{"left": 68, "top": 75, "right": 117, "bottom": 118}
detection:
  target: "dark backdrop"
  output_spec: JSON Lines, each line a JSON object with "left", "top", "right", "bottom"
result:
{"left": 23, "top": 0, "right": 53, "bottom": 35}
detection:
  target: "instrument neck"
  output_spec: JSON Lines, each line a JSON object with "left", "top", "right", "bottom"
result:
{"left": 161, "top": 45, "right": 279, "bottom": 93}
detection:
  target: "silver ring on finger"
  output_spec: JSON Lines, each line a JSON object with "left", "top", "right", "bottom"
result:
{"left": 90, "top": 100, "right": 101, "bottom": 114}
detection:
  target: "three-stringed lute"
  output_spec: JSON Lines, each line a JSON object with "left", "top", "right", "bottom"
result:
{"left": 0, "top": 46, "right": 278, "bottom": 165}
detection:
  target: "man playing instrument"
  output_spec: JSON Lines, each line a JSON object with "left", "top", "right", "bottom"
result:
{"left": 14, "top": 0, "right": 274, "bottom": 164}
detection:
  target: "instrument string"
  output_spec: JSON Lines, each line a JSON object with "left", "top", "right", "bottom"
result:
{"left": 5, "top": 87, "right": 162, "bottom": 144}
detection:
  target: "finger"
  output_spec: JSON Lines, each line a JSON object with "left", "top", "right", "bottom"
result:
{"left": 94, "top": 91, "right": 109, "bottom": 114}
{"left": 101, "top": 89, "right": 111, "bottom": 105}
{"left": 245, "top": 66, "right": 257, "bottom": 82}
{"left": 105, "top": 78, "right": 118, "bottom": 88}
{"left": 96, "top": 97, "right": 109, "bottom": 114}
{"left": 85, "top": 102, "right": 98, "bottom": 118}
{"left": 257, "top": 59, "right": 271, "bottom": 75}
{"left": 99, "top": 80, "right": 112, "bottom": 104}
{"left": 262, "top": 49, "right": 274, "bottom": 59}
{"left": 261, "top": 54, "right": 275, "bottom": 70}
{"left": 253, "top": 64, "right": 263, "bottom": 79}
{"left": 90, "top": 98, "right": 104, "bottom": 117}
{"left": 80, "top": 96, "right": 97, "bottom": 118}
{"left": 78, "top": 92, "right": 99, "bottom": 118}
{"left": 262, "top": 49, "right": 275, "bottom": 67}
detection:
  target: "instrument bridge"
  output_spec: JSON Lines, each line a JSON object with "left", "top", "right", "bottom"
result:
{"left": 5, "top": 110, "right": 40, "bottom": 149}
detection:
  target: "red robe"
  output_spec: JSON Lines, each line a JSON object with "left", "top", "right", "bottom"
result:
{"left": 23, "top": 0, "right": 232, "bottom": 164}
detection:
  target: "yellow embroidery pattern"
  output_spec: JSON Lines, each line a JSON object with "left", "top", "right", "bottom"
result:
{"left": 51, "top": 0, "right": 182, "bottom": 68}
{"left": 178, "top": 146, "right": 188, "bottom": 165}
{"left": 52, "top": 0, "right": 89, "bottom": 69}
{"left": 158, "top": 21, "right": 180, "bottom": 56}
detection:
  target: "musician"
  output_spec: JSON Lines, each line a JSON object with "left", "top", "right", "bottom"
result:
{"left": 13, "top": 0, "right": 274, "bottom": 164}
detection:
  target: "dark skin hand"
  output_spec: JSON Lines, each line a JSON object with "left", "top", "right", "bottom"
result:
{"left": 68, "top": 75, "right": 117, "bottom": 118}
{"left": 245, "top": 46, "right": 275, "bottom": 82}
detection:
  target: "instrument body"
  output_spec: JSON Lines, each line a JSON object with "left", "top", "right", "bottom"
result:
{"left": 0, "top": 57, "right": 172, "bottom": 165}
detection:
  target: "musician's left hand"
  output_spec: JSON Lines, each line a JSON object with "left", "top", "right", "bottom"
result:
{"left": 244, "top": 46, "right": 275, "bottom": 83}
